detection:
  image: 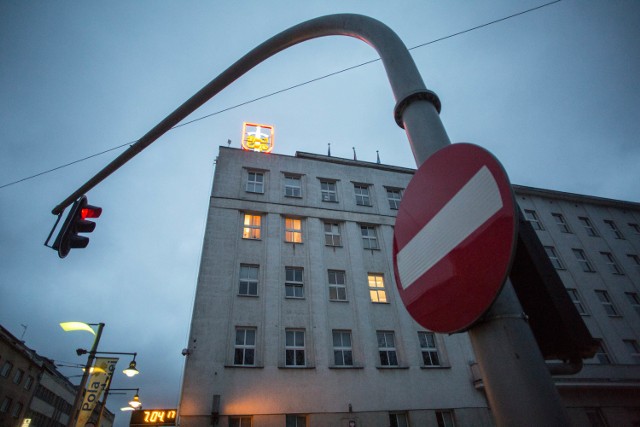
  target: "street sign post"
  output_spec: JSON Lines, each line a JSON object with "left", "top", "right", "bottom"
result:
{"left": 393, "top": 143, "right": 518, "bottom": 333}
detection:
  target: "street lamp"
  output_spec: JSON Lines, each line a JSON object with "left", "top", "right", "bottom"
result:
{"left": 96, "top": 388, "right": 142, "bottom": 426}
{"left": 75, "top": 349, "right": 139, "bottom": 377}
{"left": 60, "top": 321, "right": 104, "bottom": 427}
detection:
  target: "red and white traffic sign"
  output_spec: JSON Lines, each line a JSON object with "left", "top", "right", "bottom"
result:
{"left": 393, "top": 143, "right": 517, "bottom": 333}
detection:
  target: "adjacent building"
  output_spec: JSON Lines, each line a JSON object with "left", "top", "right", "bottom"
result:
{"left": 179, "top": 146, "right": 640, "bottom": 426}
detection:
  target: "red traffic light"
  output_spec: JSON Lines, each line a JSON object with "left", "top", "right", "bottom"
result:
{"left": 51, "top": 196, "right": 102, "bottom": 258}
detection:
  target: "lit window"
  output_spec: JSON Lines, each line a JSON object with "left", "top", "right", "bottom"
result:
{"left": 386, "top": 188, "right": 402, "bottom": 210}
{"left": 368, "top": 274, "right": 387, "bottom": 303}
{"left": 285, "top": 217, "right": 302, "bottom": 243}
{"left": 578, "top": 216, "right": 598, "bottom": 236}
{"left": 234, "top": 328, "right": 256, "bottom": 366}
{"left": 320, "top": 180, "right": 337, "bottom": 202}
{"left": 323, "top": 222, "right": 341, "bottom": 246}
{"left": 285, "top": 330, "right": 305, "bottom": 367}
{"left": 604, "top": 219, "right": 624, "bottom": 239}
{"left": 242, "top": 214, "right": 261, "bottom": 240}
{"left": 377, "top": 331, "right": 398, "bottom": 366}
{"left": 285, "top": 415, "right": 307, "bottom": 427}
{"left": 229, "top": 416, "right": 252, "bottom": 427}
{"left": 285, "top": 267, "right": 304, "bottom": 298}
{"left": 239, "top": 265, "right": 259, "bottom": 296}
{"left": 625, "top": 292, "right": 640, "bottom": 316}
{"left": 593, "top": 340, "right": 612, "bottom": 364}
{"left": 436, "top": 410, "right": 456, "bottom": 427}
{"left": 12, "top": 369, "right": 24, "bottom": 385}
{"left": 567, "top": 289, "right": 587, "bottom": 315}
{"left": 361, "top": 225, "right": 379, "bottom": 250}
{"left": 544, "top": 246, "right": 564, "bottom": 270}
{"left": 389, "top": 412, "right": 409, "bottom": 427}
{"left": 418, "top": 331, "right": 441, "bottom": 366}
{"left": 328, "top": 270, "right": 347, "bottom": 301}
{"left": 595, "top": 290, "right": 618, "bottom": 316}
{"left": 246, "top": 171, "right": 264, "bottom": 193}
{"left": 332, "top": 330, "right": 353, "bottom": 366}
{"left": 572, "top": 248, "right": 595, "bottom": 272}
{"left": 284, "top": 175, "right": 302, "bottom": 197}
{"left": 623, "top": 340, "right": 640, "bottom": 364}
{"left": 524, "top": 209, "right": 543, "bottom": 230}
{"left": 0, "top": 361, "right": 12, "bottom": 377}
{"left": 600, "top": 252, "right": 624, "bottom": 275}
{"left": 551, "top": 213, "right": 571, "bottom": 233}
{"left": 354, "top": 184, "right": 371, "bottom": 206}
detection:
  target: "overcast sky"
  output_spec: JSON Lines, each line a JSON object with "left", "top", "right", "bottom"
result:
{"left": 1, "top": 1, "right": 639, "bottom": 425}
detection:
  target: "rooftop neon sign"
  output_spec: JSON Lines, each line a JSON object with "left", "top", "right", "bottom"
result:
{"left": 242, "top": 122, "right": 275, "bottom": 153}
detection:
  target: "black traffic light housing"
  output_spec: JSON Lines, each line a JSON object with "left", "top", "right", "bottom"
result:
{"left": 51, "top": 195, "right": 102, "bottom": 258}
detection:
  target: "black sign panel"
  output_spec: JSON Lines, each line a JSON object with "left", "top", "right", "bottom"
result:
{"left": 130, "top": 409, "right": 177, "bottom": 426}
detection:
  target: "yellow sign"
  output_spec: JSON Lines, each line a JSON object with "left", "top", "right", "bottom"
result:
{"left": 76, "top": 357, "right": 118, "bottom": 427}
{"left": 241, "top": 122, "right": 274, "bottom": 153}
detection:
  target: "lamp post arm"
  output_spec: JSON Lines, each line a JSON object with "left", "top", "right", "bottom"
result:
{"left": 52, "top": 13, "right": 448, "bottom": 215}
{"left": 68, "top": 322, "right": 104, "bottom": 427}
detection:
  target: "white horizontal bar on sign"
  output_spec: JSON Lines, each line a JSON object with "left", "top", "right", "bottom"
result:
{"left": 397, "top": 165, "right": 503, "bottom": 290}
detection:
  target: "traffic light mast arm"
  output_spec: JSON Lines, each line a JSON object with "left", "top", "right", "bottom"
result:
{"left": 51, "top": 13, "right": 448, "bottom": 215}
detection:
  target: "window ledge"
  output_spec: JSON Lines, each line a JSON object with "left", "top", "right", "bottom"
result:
{"left": 420, "top": 365, "right": 451, "bottom": 370}
{"left": 329, "top": 299, "right": 349, "bottom": 303}
{"left": 329, "top": 366, "right": 364, "bottom": 370}
{"left": 376, "top": 366, "right": 409, "bottom": 370}
{"left": 237, "top": 294, "right": 259, "bottom": 298}
{"left": 224, "top": 365, "right": 264, "bottom": 369}
{"left": 285, "top": 195, "right": 303, "bottom": 199}
{"left": 278, "top": 366, "right": 315, "bottom": 369}
{"left": 285, "top": 297, "right": 306, "bottom": 300}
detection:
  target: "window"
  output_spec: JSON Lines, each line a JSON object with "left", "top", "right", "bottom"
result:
{"left": 524, "top": 209, "right": 543, "bottom": 230}
{"left": 284, "top": 175, "right": 302, "bottom": 197}
{"left": 368, "top": 273, "right": 387, "bottom": 303}
{"left": 360, "top": 225, "right": 379, "bottom": 250}
{"left": 12, "top": 368, "right": 24, "bottom": 385}
{"left": 285, "top": 217, "right": 302, "bottom": 243}
{"left": 0, "top": 361, "right": 12, "bottom": 377}
{"left": 604, "top": 219, "right": 624, "bottom": 239}
{"left": 623, "top": 340, "right": 640, "bottom": 364}
{"left": 594, "top": 340, "right": 612, "bottom": 364}
{"left": 578, "top": 216, "right": 599, "bottom": 236}
{"left": 436, "top": 410, "right": 456, "bottom": 427}
{"left": 354, "top": 184, "right": 371, "bottom": 206}
{"left": 11, "top": 402, "right": 23, "bottom": 418}
{"left": 377, "top": 331, "right": 398, "bottom": 366}
{"left": 628, "top": 254, "right": 640, "bottom": 272}
{"left": 625, "top": 292, "right": 640, "bottom": 316}
{"left": 567, "top": 289, "right": 587, "bottom": 315}
{"left": 234, "top": 328, "right": 256, "bottom": 366}
{"left": 242, "top": 214, "right": 261, "bottom": 240}
{"left": 285, "top": 415, "right": 307, "bottom": 427}
{"left": 386, "top": 188, "right": 402, "bottom": 210}
{"left": 323, "top": 222, "right": 341, "bottom": 246}
{"left": 573, "top": 248, "right": 595, "bottom": 272}
{"left": 0, "top": 397, "right": 12, "bottom": 413}
{"left": 229, "top": 416, "right": 252, "bottom": 427}
{"left": 332, "top": 330, "right": 353, "bottom": 366}
{"left": 328, "top": 270, "right": 347, "bottom": 301}
{"left": 600, "top": 252, "right": 623, "bottom": 275}
{"left": 389, "top": 412, "right": 409, "bottom": 427}
{"left": 544, "top": 246, "right": 565, "bottom": 270}
{"left": 238, "top": 265, "right": 259, "bottom": 296}
{"left": 552, "top": 213, "right": 571, "bottom": 233}
{"left": 320, "top": 180, "right": 337, "bottom": 202}
{"left": 629, "top": 223, "right": 640, "bottom": 234}
{"left": 585, "top": 408, "right": 608, "bottom": 427}
{"left": 24, "top": 375, "right": 34, "bottom": 391}
{"left": 595, "top": 290, "right": 618, "bottom": 316}
{"left": 285, "top": 330, "right": 305, "bottom": 367}
{"left": 246, "top": 171, "right": 264, "bottom": 193}
{"left": 418, "top": 331, "right": 441, "bottom": 366}
{"left": 285, "top": 267, "right": 304, "bottom": 298}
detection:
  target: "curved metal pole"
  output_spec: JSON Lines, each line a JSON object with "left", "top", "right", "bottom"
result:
{"left": 52, "top": 13, "right": 448, "bottom": 215}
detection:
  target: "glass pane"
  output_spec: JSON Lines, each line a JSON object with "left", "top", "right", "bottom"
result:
{"left": 337, "top": 288, "right": 346, "bottom": 300}
{"left": 334, "top": 350, "right": 343, "bottom": 365}
{"left": 236, "top": 330, "right": 245, "bottom": 345}
{"left": 246, "top": 329, "right": 255, "bottom": 345}
{"left": 295, "top": 350, "right": 305, "bottom": 365}
{"left": 344, "top": 351, "right": 353, "bottom": 366}
{"left": 234, "top": 349, "right": 244, "bottom": 365}
{"left": 245, "top": 349, "right": 254, "bottom": 365}
{"left": 286, "top": 349, "right": 294, "bottom": 365}
{"left": 295, "top": 331, "right": 304, "bottom": 346}
{"left": 286, "top": 331, "right": 294, "bottom": 346}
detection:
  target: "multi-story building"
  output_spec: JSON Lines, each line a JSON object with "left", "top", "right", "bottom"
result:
{"left": 179, "top": 146, "right": 640, "bottom": 426}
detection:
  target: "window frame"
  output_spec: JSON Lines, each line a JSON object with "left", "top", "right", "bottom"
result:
{"left": 285, "top": 329, "right": 306, "bottom": 367}
{"left": 284, "top": 217, "right": 302, "bottom": 243}
{"left": 284, "top": 174, "right": 302, "bottom": 198}
{"left": 320, "top": 180, "right": 338, "bottom": 202}
{"left": 323, "top": 222, "right": 342, "bottom": 247}
{"left": 593, "top": 339, "right": 612, "bottom": 364}
{"left": 376, "top": 330, "right": 399, "bottom": 366}
{"left": 436, "top": 410, "right": 456, "bottom": 427}
{"left": 544, "top": 246, "right": 565, "bottom": 270}
{"left": 600, "top": 251, "right": 624, "bottom": 275}
{"left": 285, "top": 267, "right": 304, "bottom": 299}
{"left": 332, "top": 330, "right": 353, "bottom": 366}
{"left": 595, "top": 290, "right": 619, "bottom": 316}
{"left": 242, "top": 213, "right": 262, "bottom": 240}
{"left": 229, "top": 416, "right": 252, "bottom": 427}
{"left": 238, "top": 264, "right": 259, "bottom": 297}
{"left": 578, "top": 216, "right": 599, "bottom": 236}
{"left": 629, "top": 223, "right": 640, "bottom": 234}
{"left": 233, "top": 327, "right": 256, "bottom": 366}
{"left": 567, "top": 288, "right": 588, "bottom": 315}
{"left": 360, "top": 225, "right": 379, "bottom": 250}
{"left": 328, "top": 270, "right": 347, "bottom": 302}
{"left": 524, "top": 209, "right": 544, "bottom": 230}
{"left": 386, "top": 188, "right": 402, "bottom": 210}
{"left": 551, "top": 212, "right": 571, "bottom": 233}
{"left": 572, "top": 248, "right": 596, "bottom": 272}
{"left": 625, "top": 292, "right": 640, "bottom": 316}
{"left": 285, "top": 414, "right": 307, "bottom": 427}
{"left": 245, "top": 171, "right": 264, "bottom": 194}
{"left": 418, "top": 331, "right": 442, "bottom": 367}
{"left": 604, "top": 219, "right": 624, "bottom": 239}
{"left": 368, "top": 273, "right": 388, "bottom": 303}
{"left": 0, "top": 361, "right": 13, "bottom": 377}
{"left": 354, "top": 183, "right": 371, "bottom": 206}
{"left": 623, "top": 339, "right": 640, "bottom": 364}
{"left": 389, "top": 412, "right": 409, "bottom": 427}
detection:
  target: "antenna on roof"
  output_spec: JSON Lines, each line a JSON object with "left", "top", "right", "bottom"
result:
{"left": 376, "top": 150, "right": 380, "bottom": 164}
{"left": 352, "top": 147, "right": 357, "bottom": 161}
{"left": 227, "top": 139, "right": 232, "bottom": 147}
{"left": 328, "top": 143, "right": 331, "bottom": 157}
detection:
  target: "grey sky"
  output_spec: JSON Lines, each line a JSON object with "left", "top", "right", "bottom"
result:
{"left": 1, "top": 1, "right": 639, "bottom": 425}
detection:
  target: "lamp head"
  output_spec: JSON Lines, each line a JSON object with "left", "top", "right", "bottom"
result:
{"left": 76, "top": 348, "right": 89, "bottom": 356}
{"left": 123, "top": 360, "right": 139, "bottom": 377}
{"left": 129, "top": 393, "right": 142, "bottom": 409}
{"left": 60, "top": 322, "right": 96, "bottom": 335}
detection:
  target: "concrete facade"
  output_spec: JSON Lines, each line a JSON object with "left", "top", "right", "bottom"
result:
{"left": 179, "top": 147, "right": 640, "bottom": 427}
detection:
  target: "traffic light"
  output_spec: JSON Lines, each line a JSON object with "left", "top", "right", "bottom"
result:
{"left": 52, "top": 195, "right": 102, "bottom": 258}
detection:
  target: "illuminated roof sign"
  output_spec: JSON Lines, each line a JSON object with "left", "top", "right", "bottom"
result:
{"left": 242, "top": 122, "right": 275, "bottom": 153}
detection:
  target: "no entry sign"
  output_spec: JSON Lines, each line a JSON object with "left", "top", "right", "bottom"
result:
{"left": 393, "top": 143, "right": 517, "bottom": 333}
